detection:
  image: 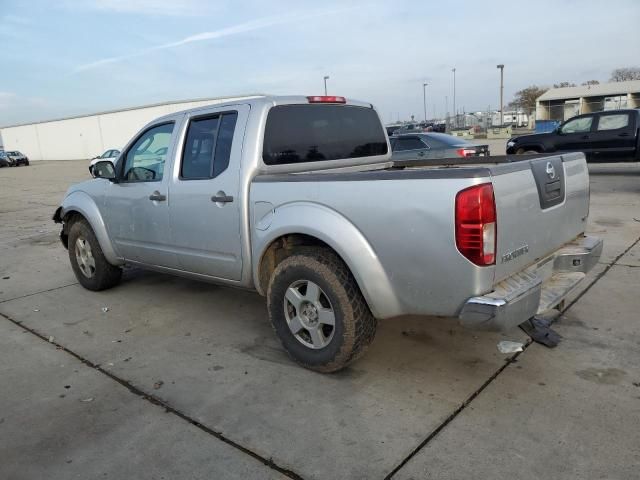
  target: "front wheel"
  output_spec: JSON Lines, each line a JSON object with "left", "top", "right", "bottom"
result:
{"left": 267, "top": 247, "right": 377, "bottom": 373}
{"left": 68, "top": 218, "right": 122, "bottom": 291}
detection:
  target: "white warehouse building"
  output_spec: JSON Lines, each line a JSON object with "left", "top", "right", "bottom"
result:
{"left": 0, "top": 95, "right": 261, "bottom": 161}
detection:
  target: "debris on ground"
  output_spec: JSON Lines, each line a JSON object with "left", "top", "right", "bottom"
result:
{"left": 48, "top": 335, "right": 54, "bottom": 343}
{"left": 497, "top": 340, "right": 524, "bottom": 354}
{"left": 80, "top": 397, "right": 94, "bottom": 402}
{"left": 153, "top": 380, "right": 164, "bottom": 389}
{"left": 33, "top": 308, "right": 40, "bottom": 312}
{"left": 101, "top": 307, "right": 109, "bottom": 313}
{"left": 520, "top": 316, "right": 562, "bottom": 348}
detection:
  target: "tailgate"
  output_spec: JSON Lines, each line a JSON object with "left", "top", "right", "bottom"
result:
{"left": 491, "top": 152, "right": 590, "bottom": 282}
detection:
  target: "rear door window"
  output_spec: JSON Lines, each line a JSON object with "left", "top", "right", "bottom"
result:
{"left": 181, "top": 112, "right": 238, "bottom": 179}
{"left": 263, "top": 104, "right": 387, "bottom": 165}
{"left": 393, "top": 137, "right": 426, "bottom": 151}
{"left": 597, "top": 113, "right": 629, "bottom": 131}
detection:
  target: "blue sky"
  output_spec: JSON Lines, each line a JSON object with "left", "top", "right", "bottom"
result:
{"left": 0, "top": 0, "right": 638, "bottom": 126}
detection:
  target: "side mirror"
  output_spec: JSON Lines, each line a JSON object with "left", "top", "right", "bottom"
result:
{"left": 93, "top": 161, "right": 117, "bottom": 181}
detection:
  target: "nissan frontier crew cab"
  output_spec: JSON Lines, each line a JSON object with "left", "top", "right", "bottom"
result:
{"left": 53, "top": 95, "right": 603, "bottom": 373}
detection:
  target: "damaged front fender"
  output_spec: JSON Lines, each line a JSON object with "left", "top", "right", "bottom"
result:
{"left": 52, "top": 206, "right": 69, "bottom": 249}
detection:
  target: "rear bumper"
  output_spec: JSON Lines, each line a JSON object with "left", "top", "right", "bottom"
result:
{"left": 458, "top": 235, "right": 603, "bottom": 331}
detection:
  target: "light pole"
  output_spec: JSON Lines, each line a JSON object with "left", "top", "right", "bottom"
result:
{"left": 422, "top": 82, "right": 428, "bottom": 123}
{"left": 451, "top": 67, "right": 456, "bottom": 128}
{"left": 323, "top": 76, "right": 330, "bottom": 95}
{"left": 497, "top": 64, "right": 504, "bottom": 126}
{"left": 445, "top": 96, "right": 449, "bottom": 131}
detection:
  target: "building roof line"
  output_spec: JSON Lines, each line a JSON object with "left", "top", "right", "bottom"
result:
{"left": 537, "top": 80, "right": 640, "bottom": 102}
{"left": 0, "top": 93, "right": 268, "bottom": 129}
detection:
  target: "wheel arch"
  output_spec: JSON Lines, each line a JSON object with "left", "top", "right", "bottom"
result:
{"left": 253, "top": 202, "right": 402, "bottom": 319}
{"left": 60, "top": 191, "right": 123, "bottom": 265}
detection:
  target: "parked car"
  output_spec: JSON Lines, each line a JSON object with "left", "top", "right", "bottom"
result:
{"left": 89, "top": 149, "right": 120, "bottom": 174}
{"left": 0, "top": 151, "right": 9, "bottom": 168}
{"left": 54, "top": 95, "right": 602, "bottom": 373}
{"left": 390, "top": 132, "right": 489, "bottom": 161}
{"left": 4, "top": 150, "right": 29, "bottom": 166}
{"left": 507, "top": 109, "right": 640, "bottom": 161}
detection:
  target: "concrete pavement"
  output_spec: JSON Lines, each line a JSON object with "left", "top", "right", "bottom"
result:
{"left": 1, "top": 160, "right": 638, "bottom": 479}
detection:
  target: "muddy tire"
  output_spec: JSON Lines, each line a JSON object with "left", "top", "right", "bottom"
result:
{"left": 68, "top": 218, "right": 122, "bottom": 291}
{"left": 267, "top": 247, "right": 376, "bottom": 373}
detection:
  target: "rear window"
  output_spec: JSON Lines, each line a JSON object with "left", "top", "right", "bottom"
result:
{"left": 262, "top": 105, "right": 388, "bottom": 165}
{"left": 423, "top": 133, "right": 468, "bottom": 147}
{"left": 597, "top": 114, "right": 629, "bottom": 131}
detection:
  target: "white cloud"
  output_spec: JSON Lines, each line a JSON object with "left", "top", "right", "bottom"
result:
{"left": 72, "top": 8, "right": 347, "bottom": 74}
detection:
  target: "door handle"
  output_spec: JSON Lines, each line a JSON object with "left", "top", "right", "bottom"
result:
{"left": 618, "top": 133, "right": 629, "bottom": 137}
{"left": 211, "top": 194, "right": 234, "bottom": 203}
{"left": 149, "top": 191, "right": 166, "bottom": 202}
{"left": 580, "top": 135, "right": 589, "bottom": 140}
{"left": 417, "top": 151, "right": 425, "bottom": 157}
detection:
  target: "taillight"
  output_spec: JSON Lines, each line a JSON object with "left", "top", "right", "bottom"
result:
{"left": 455, "top": 183, "right": 496, "bottom": 266}
{"left": 307, "top": 96, "right": 346, "bottom": 104}
{"left": 456, "top": 148, "right": 476, "bottom": 157}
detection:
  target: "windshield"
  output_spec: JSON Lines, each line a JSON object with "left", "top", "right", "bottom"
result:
{"left": 263, "top": 104, "right": 387, "bottom": 165}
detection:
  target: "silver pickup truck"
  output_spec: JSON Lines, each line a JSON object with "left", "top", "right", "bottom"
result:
{"left": 53, "top": 95, "right": 602, "bottom": 372}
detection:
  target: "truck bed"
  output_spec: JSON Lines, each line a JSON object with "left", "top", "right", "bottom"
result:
{"left": 251, "top": 152, "right": 590, "bottom": 318}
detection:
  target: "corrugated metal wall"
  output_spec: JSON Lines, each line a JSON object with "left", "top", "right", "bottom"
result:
{"left": 0, "top": 96, "right": 255, "bottom": 161}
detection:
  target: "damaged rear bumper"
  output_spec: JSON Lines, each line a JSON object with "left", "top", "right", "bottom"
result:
{"left": 458, "top": 235, "right": 603, "bottom": 331}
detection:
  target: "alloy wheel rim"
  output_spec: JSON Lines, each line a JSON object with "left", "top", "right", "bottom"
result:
{"left": 75, "top": 237, "right": 96, "bottom": 278}
{"left": 283, "top": 279, "right": 335, "bottom": 349}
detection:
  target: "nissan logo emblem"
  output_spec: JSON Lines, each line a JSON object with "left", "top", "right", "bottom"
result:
{"left": 546, "top": 162, "right": 556, "bottom": 180}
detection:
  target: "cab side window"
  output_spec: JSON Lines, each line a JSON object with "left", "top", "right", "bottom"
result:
{"left": 122, "top": 123, "right": 174, "bottom": 182}
{"left": 560, "top": 116, "right": 593, "bottom": 134}
{"left": 181, "top": 112, "right": 238, "bottom": 180}
{"left": 597, "top": 114, "right": 629, "bottom": 131}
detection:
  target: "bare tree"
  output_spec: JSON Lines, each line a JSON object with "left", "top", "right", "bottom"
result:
{"left": 610, "top": 67, "right": 640, "bottom": 82}
{"left": 509, "top": 86, "right": 548, "bottom": 111}
{"left": 553, "top": 82, "right": 577, "bottom": 88}
{"left": 581, "top": 80, "right": 600, "bottom": 86}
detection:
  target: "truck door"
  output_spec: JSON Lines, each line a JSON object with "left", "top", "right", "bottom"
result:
{"left": 555, "top": 114, "right": 595, "bottom": 155}
{"left": 168, "top": 104, "right": 249, "bottom": 280}
{"left": 101, "top": 121, "right": 181, "bottom": 268}
{"left": 591, "top": 112, "right": 634, "bottom": 161}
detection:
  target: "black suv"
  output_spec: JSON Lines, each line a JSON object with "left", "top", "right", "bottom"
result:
{"left": 507, "top": 109, "right": 640, "bottom": 162}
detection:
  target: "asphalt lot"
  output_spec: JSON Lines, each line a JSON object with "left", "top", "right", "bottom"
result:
{"left": 1, "top": 159, "right": 639, "bottom": 480}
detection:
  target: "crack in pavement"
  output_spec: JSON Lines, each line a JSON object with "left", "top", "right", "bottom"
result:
{"left": 384, "top": 234, "right": 640, "bottom": 480}
{"left": 0, "top": 282, "right": 80, "bottom": 304}
{"left": 0, "top": 311, "right": 305, "bottom": 480}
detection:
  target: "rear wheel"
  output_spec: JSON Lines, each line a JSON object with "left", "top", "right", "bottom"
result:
{"left": 68, "top": 218, "right": 122, "bottom": 291}
{"left": 267, "top": 247, "right": 377, "bottom": 373}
